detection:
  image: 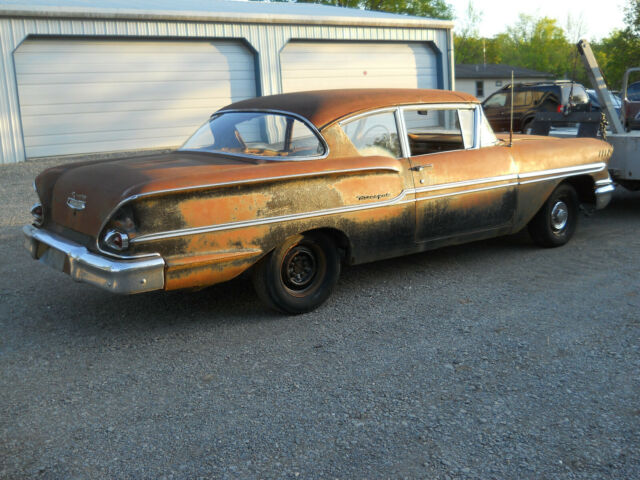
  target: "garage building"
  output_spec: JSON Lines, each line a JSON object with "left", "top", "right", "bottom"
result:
{"left": 0, "top": 0, "right": 454, "bottom": 164}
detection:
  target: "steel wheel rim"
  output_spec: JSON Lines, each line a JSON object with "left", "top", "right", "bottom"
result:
{"left": 551, "top": 200, "right": 569, "bottom": 232}
{"left": 282, "top": 245, "right": 318, "bottom": 291}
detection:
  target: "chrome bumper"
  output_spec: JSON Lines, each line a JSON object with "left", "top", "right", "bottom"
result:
{"left": 594, "top": 182, "right": 615, "bottom": 210}
{"left": 23, "top": 225, "right": 165, "bottom": 294}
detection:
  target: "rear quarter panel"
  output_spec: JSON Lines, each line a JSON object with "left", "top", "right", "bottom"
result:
{"left": 125, "top": 157, "right": 415, "bottom": 290}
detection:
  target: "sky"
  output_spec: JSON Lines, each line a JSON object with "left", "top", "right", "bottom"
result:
{"left": 447, "top": 0, "right": 628, "bottom": 41}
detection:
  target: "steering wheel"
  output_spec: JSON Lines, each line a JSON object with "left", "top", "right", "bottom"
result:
{"left": 360, "top": 125, "right": 390, "bottom": 147}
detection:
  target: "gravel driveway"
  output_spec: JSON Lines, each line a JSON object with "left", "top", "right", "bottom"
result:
{"left": 1, "top": 158, "right": 639, "bottom": 479}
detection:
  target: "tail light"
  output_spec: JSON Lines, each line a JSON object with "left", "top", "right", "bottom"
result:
{"left": 103, "top": 230, "right": 130, "bottom": 251}
{"left": 30, "top": 202, "right": 44, "bottom": 227}
{"left": 557, "top": 104, "right": 564, "bottom": 113}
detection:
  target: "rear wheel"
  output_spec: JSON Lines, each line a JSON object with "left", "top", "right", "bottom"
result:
{"left": 252, "top": 232, "right": 341, "bottom": 314}
{"left": 528, "top": 183, "right": 579, "bottom": 248}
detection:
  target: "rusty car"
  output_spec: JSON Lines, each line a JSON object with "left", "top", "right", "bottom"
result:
{"left": 24, "top": 89, "right": 615, "bottom": 313}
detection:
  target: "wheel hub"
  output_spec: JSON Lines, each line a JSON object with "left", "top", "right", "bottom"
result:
{"left": 551, "top": 201, "right": 569, "bottom": 231}
{"left": 283, "top": 246, "right": 317, "bottom": 290}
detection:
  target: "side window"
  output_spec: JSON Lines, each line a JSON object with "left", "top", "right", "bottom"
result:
{"left": 478, "top": 109, "right": 499, "bottom": 147}
{"left": 483, "top": 92, "right": 508, "bottom": 108}
{"left": 341, "top": 111, "right": 401, "bottom": 158}
{"left": 532, "top": 90, "right": 545, "bottom": 105}
{"left": 628, "top": 82, "right": 640, "bottom": 101}
{"left": 514, "top": 91, "right": 532, "bottom": 106}
{"left": 402, "top": 108, "right": 475, "bottom": 156}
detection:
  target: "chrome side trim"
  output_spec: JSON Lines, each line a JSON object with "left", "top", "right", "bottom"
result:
{"left": 414, "top": 174, "right": 518, "bottom": 194}
{"left": 131, "top": 188, "right": 412, "bottom": 244}
{"left": 519, "top": 166, "right": 606, "bottom": 185}
{"left": 96, "top": 165, "right": 401, "bottom": 258}
{"left": 413, "top": 182, "right": 519, "bottom": 203}
{"left": 24, "top": 225, "right": 164, "bottom": 294}
{"left": 338, "top": 106, "right": 403, "bottom": 127}
{"left": 518, "top": 162, "right": 605, "bottom": 180}
{"left": 131, "top": 174, "right": 519, "bottom": 244}
{"left": 126, "top": 163, "right": 606, "bottom": 246}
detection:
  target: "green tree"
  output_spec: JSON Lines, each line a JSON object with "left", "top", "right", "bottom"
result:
{"left": 591, "top": 0, "right": 640, "bottom": 89}
{"left": 257, "top": 0, "right": 454, "bottom": 19}
{"left": 499, "top": 15, "right": 574, "bottom": 78}
{"left": 625, "top": 0, "right": 640, "bottom": 36}
{"left": 453, "top": 2, "right": 486, "bottom": 64}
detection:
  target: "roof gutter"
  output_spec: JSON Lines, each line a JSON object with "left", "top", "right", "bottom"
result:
{"left": 0, "top": 5, "right": 454, "bottom": 29}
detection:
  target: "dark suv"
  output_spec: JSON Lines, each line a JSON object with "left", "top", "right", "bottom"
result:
{"left": 482, "top": 81, "right": 591, "bottom": 133}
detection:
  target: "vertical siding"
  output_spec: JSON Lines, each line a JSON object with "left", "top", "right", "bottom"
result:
{"left": 0, "top": 16, "right": 451, "bottom": 164}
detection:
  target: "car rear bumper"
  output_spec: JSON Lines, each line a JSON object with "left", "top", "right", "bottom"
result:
{"left": 23, "top": 225, "right": 165, "bottom": 294}
{"left": 594, "top": 182, "right": 615, "bottom": 210}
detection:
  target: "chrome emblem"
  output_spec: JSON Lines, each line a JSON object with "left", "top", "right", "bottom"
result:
{"left": 66, "top": 192, "right": 87, "bottom": 211}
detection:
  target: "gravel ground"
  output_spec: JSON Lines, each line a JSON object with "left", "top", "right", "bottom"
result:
{"left": 1, "top": 158, "right": 639, "bottom": 479}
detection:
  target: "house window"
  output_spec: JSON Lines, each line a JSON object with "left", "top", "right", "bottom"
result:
{"left": 475, "top": 81, "right": 484, "bottom": 98}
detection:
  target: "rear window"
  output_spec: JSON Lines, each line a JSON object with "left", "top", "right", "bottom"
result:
{"left": 569, "top": 85, "right": 589, "bottom": 105}
{"left": 181, "top": 111, "right": 325, "bottom": 159}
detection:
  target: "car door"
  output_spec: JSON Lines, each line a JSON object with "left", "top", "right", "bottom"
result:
{"left": 481, "top": 91, "right": 510, "bottom": 132}
{"left": 512, "top": 90, "right": 532, "bottom": 131}
{"left": 400, "top": 105, "right": 518, "bottom": 243}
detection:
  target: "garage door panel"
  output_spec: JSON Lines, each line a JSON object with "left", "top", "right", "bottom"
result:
{"left": 16, "top": 61, "right": 252, "bottom": 75}
{"left": 25, "top": 125, "right": 195, "bottom": 149}
{"left": 284, "top": 67, "right": 436, "bottom": 79}
{"left": 26, "top": 130, "right": 196, "bottom": 158}
{"left": 19, "top": 99, "right": 226, "bottom": 116}
{"left": 22, "top": 109, "right": 212, "bottom": 136}
{"left": 18, "top": 80, "right": 255, "bottom": 105}
{"left": 281, "top": 42, "right": 437, "bottom": 92}
{"left": 17, "top": 70, "right": 255, "bottom": 85}
{"left": 15, "top": 39, "right": 256, "bottom": 158}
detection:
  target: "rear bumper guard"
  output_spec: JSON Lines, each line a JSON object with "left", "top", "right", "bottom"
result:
{"left": 23, "top": 225, "right": 165, "bottom": 294}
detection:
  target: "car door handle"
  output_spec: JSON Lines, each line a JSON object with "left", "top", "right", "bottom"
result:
{"left": 411, "top": 164, "right": 433, "bottom": 172}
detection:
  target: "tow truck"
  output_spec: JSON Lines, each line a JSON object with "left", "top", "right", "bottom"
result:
{"left": 576, "top": 39, "right": 640, "bottom": 191}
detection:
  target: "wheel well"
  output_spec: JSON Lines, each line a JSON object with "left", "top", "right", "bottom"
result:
{"left": 563, "top": 176, "right": 596, "bottom": 205}
{"left": 302, "top": 227, "right": 352, "bottom": 264}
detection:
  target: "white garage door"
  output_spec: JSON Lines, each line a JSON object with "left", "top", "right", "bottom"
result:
{"left": 281, "top": 42, "right": 438, "bottom": 93}
{"left": 15, "top": 39, "right": 257, "bottom": 158}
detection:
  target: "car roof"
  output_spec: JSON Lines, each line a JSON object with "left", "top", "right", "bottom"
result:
{"left": 218, "top": 89, "right": 478, "bottom": 129}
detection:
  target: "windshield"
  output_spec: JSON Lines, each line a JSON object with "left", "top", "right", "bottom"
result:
{"left": 180, "top": 111, "right": 326, "bottom": 159}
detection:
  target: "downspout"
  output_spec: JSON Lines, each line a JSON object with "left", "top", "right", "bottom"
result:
{"left": 448, "top": 27, "right": 455, "bottom": 91}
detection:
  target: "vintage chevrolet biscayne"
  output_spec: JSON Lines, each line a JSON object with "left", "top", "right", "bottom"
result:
{"left": 24, "top": 89, "right": 615, "bottom": 313}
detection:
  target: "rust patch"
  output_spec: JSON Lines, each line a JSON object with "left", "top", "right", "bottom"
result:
{"left": 178, "top": 192, "right": 271, "bottom": 227}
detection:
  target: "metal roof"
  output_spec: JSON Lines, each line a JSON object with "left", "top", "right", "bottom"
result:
{"left": 221, "top": 89, "right": 478, "bottom": 128}
{"left": 456, "top": 64, "right": 554, "bottom": 80}
{"left": 0, "top": 0, "right": 453, "bottom": 28}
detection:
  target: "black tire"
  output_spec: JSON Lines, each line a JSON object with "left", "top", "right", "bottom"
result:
{"left": 252, "top": 232, "right": 341, "bottom": 314}
{"left": 521, "top": 118, "right": 533, "bottom": 134}
{"left": 528, "top": 183, "right": 579, "bottom": 248}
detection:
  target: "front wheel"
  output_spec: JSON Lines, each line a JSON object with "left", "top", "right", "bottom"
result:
{"left": 252, "top": 232, "right": 341, "bottom": 314}
{"left": 528, "top": 183, "right": 579, "bottom": 248}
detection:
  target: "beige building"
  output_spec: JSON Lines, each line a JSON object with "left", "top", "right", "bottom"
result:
{"left": 455, "top": 64, "right": 554, "bottom": 100}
